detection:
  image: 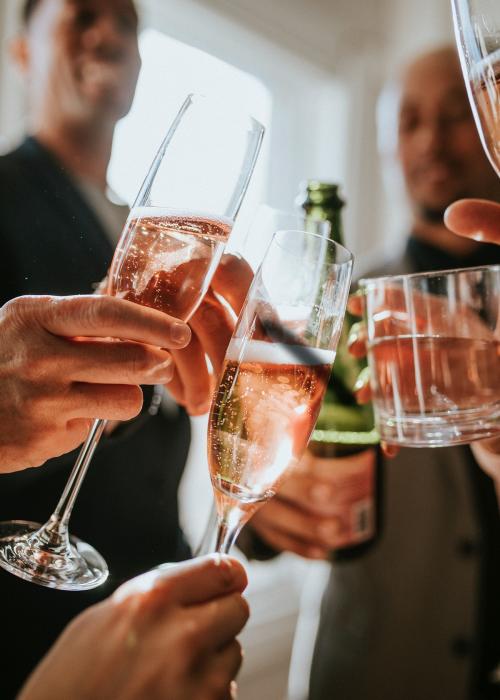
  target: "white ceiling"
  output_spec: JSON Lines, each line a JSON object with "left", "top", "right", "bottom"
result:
{"left": 193, "top": 0, "right": 454, "bottom": 71}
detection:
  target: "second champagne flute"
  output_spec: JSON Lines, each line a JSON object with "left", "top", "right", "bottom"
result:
{"left": 0, "top": 94, "right": 264, "bottom": 591}
{"left": 452, "top": 0, "right": 500, "bottom": 176}
{"left": 202, "top": 228, "right": 353, "bottom": 554}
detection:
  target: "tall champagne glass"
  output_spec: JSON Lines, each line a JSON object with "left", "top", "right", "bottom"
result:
{"left": 194, "top": 209, "right": 331, "bottom": 555}
{"left": 202, "top": 229, "right": 353, "bottom": 554}
{"left": 0, "top": 94, "right": 264, "bottom": 590}
{"left": 452, "top": 0, "right": 500, "bottom": 176}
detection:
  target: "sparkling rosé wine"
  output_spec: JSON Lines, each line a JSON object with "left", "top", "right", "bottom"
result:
{"left": 471, "top": 52, "right": 500, "bottom": 176}
{"left": 208, "top": 339, "right": 334, "bottom": 514}
{"left": 369, "top": 335, "right": 500, "bottom": 417}
{"left": 109, "top": 208, "right": 232, "bottom": 321}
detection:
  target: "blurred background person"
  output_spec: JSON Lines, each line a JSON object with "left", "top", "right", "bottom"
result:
{"left": 249, "top": 46, "right": 500, "bottom": 700}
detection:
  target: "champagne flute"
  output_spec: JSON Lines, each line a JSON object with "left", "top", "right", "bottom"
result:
{"left": 194, "top": 208, "right": 331, "bottom": 555}
{"left": 201, "top": 229, "right": 353, "bottom": 554}
{"left": 0, "top": 94, "right": 264, "bottom": 590}
{"left": 452, "top": 0, "right": 500, "bottom": 176}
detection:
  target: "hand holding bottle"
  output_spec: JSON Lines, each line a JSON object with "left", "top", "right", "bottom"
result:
{"left": 248, "top": 447, "right": 377, "bottom": 559}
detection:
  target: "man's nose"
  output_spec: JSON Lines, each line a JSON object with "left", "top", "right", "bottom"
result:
{"left": 415, "top": 119, "right": 448, "bottom": 155}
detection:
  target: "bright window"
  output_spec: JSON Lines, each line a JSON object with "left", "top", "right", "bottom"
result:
{"left": 108, "top": 29, "right": 272, "bottom": 247}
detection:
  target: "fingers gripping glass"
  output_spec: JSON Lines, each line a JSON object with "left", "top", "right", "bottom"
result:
{"left": 198, "top": 229, "right": 353, "bottom": 555}
{"left": 0, "top": 95, "right": 264, "bottom": 591}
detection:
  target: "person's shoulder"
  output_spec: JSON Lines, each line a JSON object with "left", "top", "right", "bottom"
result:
{"left": 0, "top": 140, "right": 31, "bottom": 182}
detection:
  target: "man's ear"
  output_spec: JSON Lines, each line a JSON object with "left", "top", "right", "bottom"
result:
{"left": 9, "top": 35, "right": 30, "bottom": 74}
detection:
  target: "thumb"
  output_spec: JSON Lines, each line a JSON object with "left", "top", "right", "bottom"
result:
{"left": 444, "top": 199, "right": 500, "bottom": 244}
{"left": 113, "top": 555, "right": 248, "bottom": 610}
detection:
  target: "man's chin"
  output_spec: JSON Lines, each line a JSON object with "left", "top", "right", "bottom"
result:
{"left": 416, "top": 191, "right": 470, "bottom": 224}
{"left": 418, "top": 205, "right": 447, "bottom": 224}
{"left": 82, "top": 89, "right": 134, "bottom": 122}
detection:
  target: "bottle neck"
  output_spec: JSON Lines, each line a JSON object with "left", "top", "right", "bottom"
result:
{"left": 304, "top": 205, "right": 345, "bottom": 246}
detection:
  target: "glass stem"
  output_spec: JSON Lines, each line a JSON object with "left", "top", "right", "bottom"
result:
{"left": 214, "top": 503, "right": 253, "bottom": 555}
{"left": 194, "top": 503, "right": 218, "bottom": 557}
{"left": 39, "top": 419, "right": 107, "bottom": 544}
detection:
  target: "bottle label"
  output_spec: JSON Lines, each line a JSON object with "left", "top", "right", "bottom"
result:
{"left": 333, "top": 455, "right": 375, "bottom": 544}
{"left": 352, "top": 496, "right": 374, "bottom": 542}
{"left": 308, "top": 445, "right": 376, "bottom": 547}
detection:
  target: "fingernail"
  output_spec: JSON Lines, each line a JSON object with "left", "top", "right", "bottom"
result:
{"left": 347, "top": 329, "right": 360, "bottom": 348}
{"left": 310, "top": 484, "right": 332, "bottom": 504}
{"left": 212, "top": 554, "right": 234, "bottom": 585}
{"left": 354, "top": 367, "right": 371, "bottom": 392}
{"left": 230, "top": 680, "right": 238, "bottom": 699}
{"left": 171, "top": 322, "right": 191, "bottom": 346}
{"left": 382, "top": 441, "right": 399, "bottom": 458}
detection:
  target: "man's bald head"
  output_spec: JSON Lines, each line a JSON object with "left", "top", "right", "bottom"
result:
{"left": 396, "top": 45, "right": 499, "bottom": 222}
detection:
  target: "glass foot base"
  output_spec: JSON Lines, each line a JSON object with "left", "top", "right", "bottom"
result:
{"left": 0, "top": 520, "right": 109, "bottom": 591}
{"left": 378, "top": 408, "right": 500, "bottom": 448}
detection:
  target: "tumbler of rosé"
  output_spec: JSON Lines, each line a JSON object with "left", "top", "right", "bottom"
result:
{"left": 358, "top": 265, "right": 500, "bottom": 448}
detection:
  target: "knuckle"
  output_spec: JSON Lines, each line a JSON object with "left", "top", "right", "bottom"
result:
{"left": 174, "top": 618, "right": 202, "bottom": 666}
{"left": 220, "top": 593, "right": 249, "bottom": 627}
{"left": 2, "top": 296, "right": 28, "bottom": 321}
{"left": 70, "top": 295, "right": 118, "bottom": 331}
{"left": 181, "top": 613, "right": 203, "bottom": 643}
{"left": 1, "top": 295, "right": 52, "bottom": 331}
{"left": 23, "top": 349, "right": 59, "bottom": 381}
{"left": 22, "top": 429, "right": 57, "bottom": 468}
{"left": 207, "top": 673, "right": 233, "bottom": 699}
{"left": 23, "top": 391, "right": 49, "bottom": 420}
{"left": 234, "top": 593, "right": 250, "bottom": 623}
{"left": 199, "top": 302, "right": 223, "bottom": 331}
{"left": 86, "top": 295, "right": 117, "bottom": 328}
{"left": 128, "top": 344, "right": 154, "bottom": 377}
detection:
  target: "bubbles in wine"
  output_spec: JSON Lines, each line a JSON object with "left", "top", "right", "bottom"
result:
{"left": 209, "top": 339, "right": 334, "bottom": 506}
{"left": 471, "top": 50, "right": 500, "bottom": 175}
{"left": 109, "top": 208, "right": 232, "bottom": 321}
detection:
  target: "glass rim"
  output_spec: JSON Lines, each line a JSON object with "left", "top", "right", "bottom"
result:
{"left": 358, "top": 263, "right": 500, "bottom": 288}
{"left": 256, "top": 204, "right": 330, "bottom": 224}
{"left": 271, "top": 228, "right": 353, "bottom": 265}
{"left": 182, "top": 92, "right": 265, "bottom": 133}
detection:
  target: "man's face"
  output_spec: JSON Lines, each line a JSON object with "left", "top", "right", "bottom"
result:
{"left": 24, "top": 0, "right": 141, "bottom": 125}
{"left": 397, "top": 50, "right": 498, "bottom": 219}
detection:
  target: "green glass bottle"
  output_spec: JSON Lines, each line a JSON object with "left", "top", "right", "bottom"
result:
{"left": 297, "top": 180, "right": 381, "bottom": 558}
